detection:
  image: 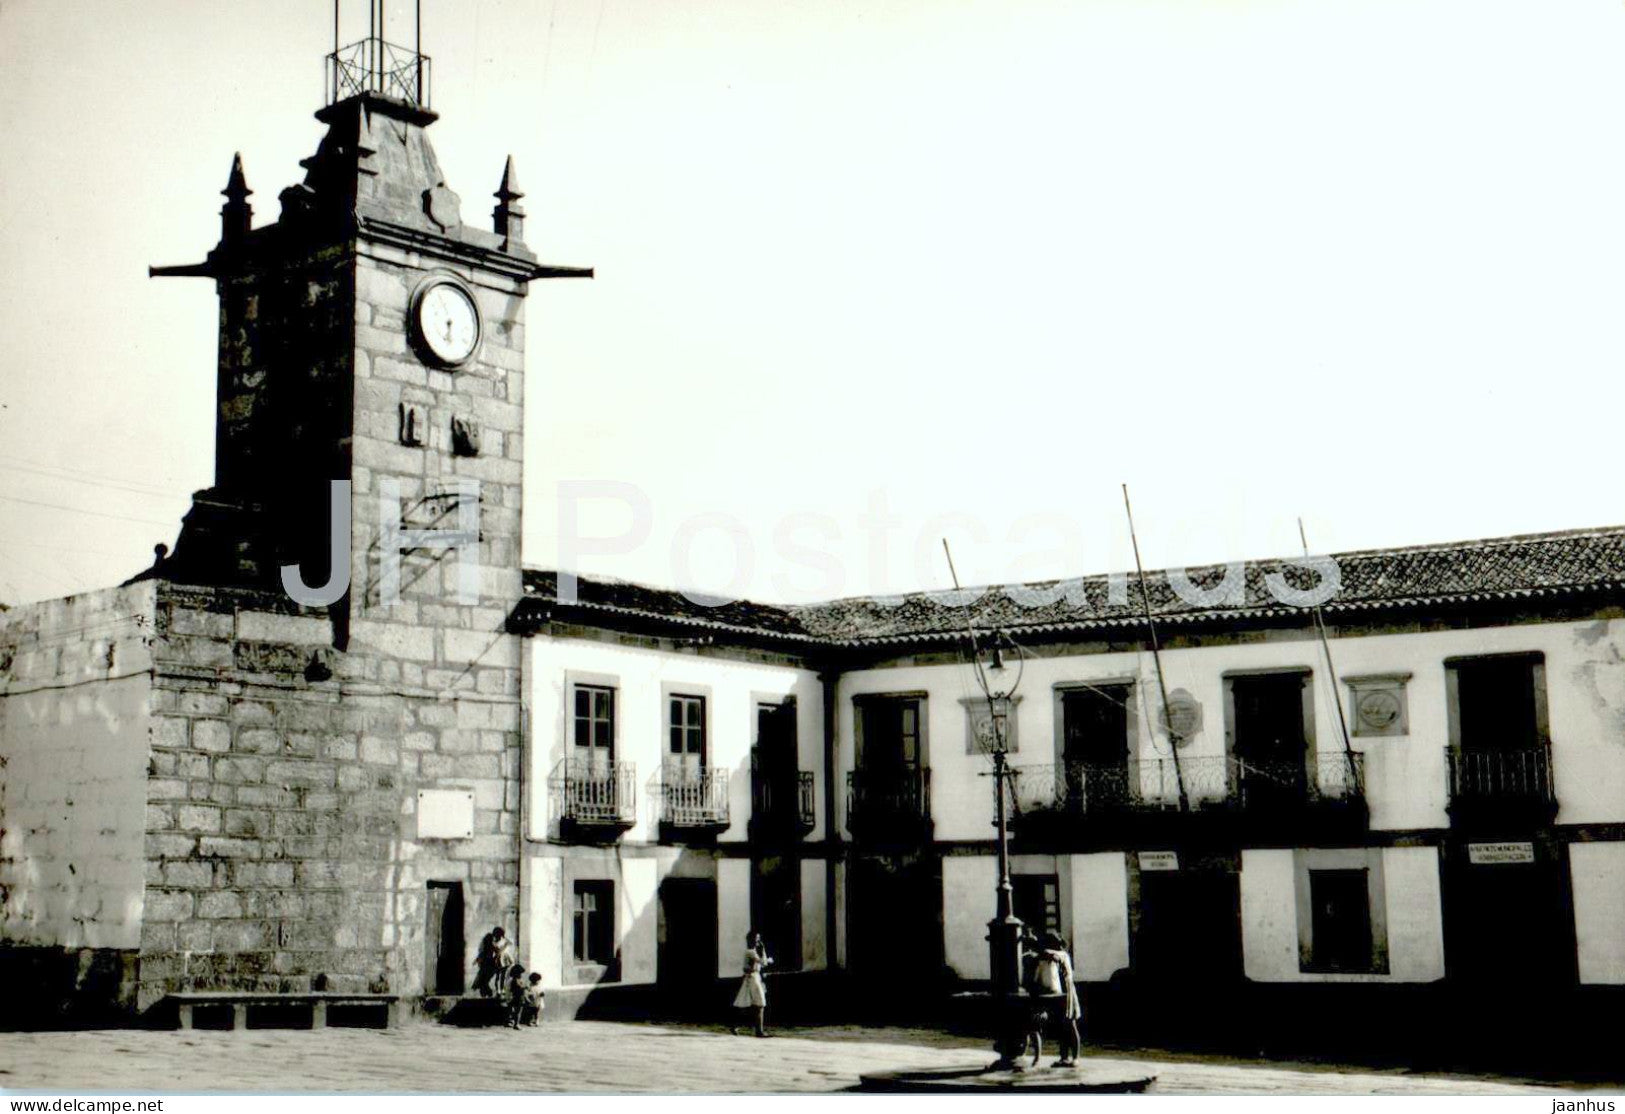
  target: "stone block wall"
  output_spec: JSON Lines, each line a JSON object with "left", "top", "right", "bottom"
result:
{"left": 0, "top": 583, "right": 157, "bottom": 1020}
{"left": 137, "top": 582, "right": 523, "bottom": 1009}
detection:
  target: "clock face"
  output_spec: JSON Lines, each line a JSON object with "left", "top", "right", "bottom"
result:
{"left": 415, "top": 280, "right": 480, "bottom": 366}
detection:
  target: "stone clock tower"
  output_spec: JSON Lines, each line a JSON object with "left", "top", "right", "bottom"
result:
{"left": 156, "top": 53, "right": 589, "bottom": 625}
{"left": 132, "top": 34, "right": 590, "bottom": 1008}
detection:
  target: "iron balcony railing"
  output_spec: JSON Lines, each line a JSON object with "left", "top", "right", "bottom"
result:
{"left": 751, "top": 764, "right": 816, "bottom": 835}
{"left": 551, "top": 758, "right": 636, "bottom": 829}
{"left": 846, "top": 768, "right": 932, "bottom": 838}
{"left": 1447, "top": 747, "right": 1554, "bottom": 808}
{"left": 660, "top": 765, "right": 731, "bottom": 828}
{"left": 1011, "top": 752, "right": 1365, "bottom": 819}
{"left": 1236, "top": 753, "right": 1366, "bottom": 807}
{"left": 326, "top": 38, "right": 432, "bottom": 109}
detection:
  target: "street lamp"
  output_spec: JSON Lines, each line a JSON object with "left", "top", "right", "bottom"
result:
{"left": 976, "top": 628, "right": 1028, "bottom": 1071}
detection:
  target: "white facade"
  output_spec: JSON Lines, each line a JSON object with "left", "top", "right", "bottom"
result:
{"left": 833, "top": 615, "right": 1625, "bottom": 987}
{"left": 520, "top": 633, "right": 824, "bottom": 991}
{"left": 515, "top": 584, "right": 1625, "bottom": 998}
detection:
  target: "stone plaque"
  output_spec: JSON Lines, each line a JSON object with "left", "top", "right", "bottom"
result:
{"left": 417, "top": 789, "right": 475, "bottom": 839}
{"left": 1345, "top": 673, "right": 1410, "bottom": 737}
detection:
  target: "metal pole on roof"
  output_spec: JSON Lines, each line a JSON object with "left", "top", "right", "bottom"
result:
{"left": 1299, "top": 518, "right": 1361, "bottom": 796}
{"left": 1121, "top": 485, "right": 1190, "bottom": 813}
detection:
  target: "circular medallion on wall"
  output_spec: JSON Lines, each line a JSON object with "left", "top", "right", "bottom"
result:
{"left": 1159, "top": 689, "right": 1203, "bottom": 746}
{"left": 1356, "top": 689, "right": 1401, "bottom": 732}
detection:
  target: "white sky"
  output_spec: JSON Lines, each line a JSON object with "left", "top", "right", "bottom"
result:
{"left": 2, "top": 0, "right": 1624, "bottom": 607}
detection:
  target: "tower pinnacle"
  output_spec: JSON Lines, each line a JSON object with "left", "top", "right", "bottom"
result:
{"left": 494, "top": 156, "right": 526, "bottom": 250}
{"left": 221, "top": 153, "right": 252, "bottom": 243}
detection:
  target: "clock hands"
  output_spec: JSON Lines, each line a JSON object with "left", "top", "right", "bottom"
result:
{"left": 419, "top": 283, "right": 474, "bottom": 359}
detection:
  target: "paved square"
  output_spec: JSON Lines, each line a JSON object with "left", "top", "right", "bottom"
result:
{"left": 0, "top": 1020, "right": 1602, "bottom": 1094}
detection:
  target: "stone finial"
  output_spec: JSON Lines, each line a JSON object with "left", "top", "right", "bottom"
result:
{"left": 493, "top": 155, "right": 526, "bottom": 248}
{"left": 220, "top": 153, "right": 253, "bottom": 243}
{"left": 355, "top": 106, "right": 380, "bottom": 177}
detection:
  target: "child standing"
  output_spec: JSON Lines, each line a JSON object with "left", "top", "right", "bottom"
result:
{"left": 504, "top": 964, "right": 529, "bottom": 1029}
{"left": 520, "top": 972, "right": 545, "bottom": 1027}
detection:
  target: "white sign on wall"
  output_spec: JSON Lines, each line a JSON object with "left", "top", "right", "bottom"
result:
{"left": 1468, "top": 841, "right": 1535, "bottom": 865}
{"left": 1140, "top": 851, "right": 1179, "bottom": 872}
{"left": 417, "top": 789, "right": 475, "bottom": 839}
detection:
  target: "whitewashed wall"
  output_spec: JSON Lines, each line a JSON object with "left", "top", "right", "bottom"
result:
{"left": 1069, "top": 852, "right": 1132, "bottom": 981}
{"left": 1571, "top": 841, "right": 1625, "bottom": 984}
{"left": 941, "top": 855, "right": 996, "bottom": 979}
{"left": 1240, "top": 846, "right": 1445, "bottom": 983}
{"left": 799, "top": 858, "right": 827, "bottom": 971}
{"left": 716, "top": 857, "right": 752, "bottom": 979}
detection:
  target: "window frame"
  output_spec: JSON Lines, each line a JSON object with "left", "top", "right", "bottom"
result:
{"left": 567, "top": 671, "right": 620, "bottom": 759}
{"left": 853, "top": 692, "right": 929, "bottom": 769}
{"left": 1444, "top": 652, "right": 1549, "bottom": 752}
{"left": 660, "top": 682, "right": 714, "bottom": 772}
{"left": 1294, "top": 848, "right": 1389, "bottom": 975}
{"left": 571, "top": 877, "right": 618, "bottom": 981}
{"left": 668, "top": 694, "right": 707, "bottom": 761}
{"left": 1012, "top": 873, "right": 1063, "bottom": 939}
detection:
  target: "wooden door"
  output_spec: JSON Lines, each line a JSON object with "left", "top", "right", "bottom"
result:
{"left": 658, "top": 878, "right": 718, "bottom": 996}
{"left": 1062, "top": 685, "right": 1132, "bottom": 806}
{"left": 573, "top": 684, "right": 615, "bottom": 773}
{"left": 1135, "top": 869, "right": 1242, "bottom": 984}
{"left": 1455, "top": 657, "right": 1540, "bottom": 752}
{"left": 669, "top": 694, "right": 706, "bottom": 776}
{"left": 1231, "top": 673, "right": 1309, "bottom": 802}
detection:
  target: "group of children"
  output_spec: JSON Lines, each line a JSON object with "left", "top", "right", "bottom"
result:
{"left": 473, "top": 926, "right": 546, "bottom": 1029}
{"left": 501, "top": 964, "right": 546, "bottom": 1028}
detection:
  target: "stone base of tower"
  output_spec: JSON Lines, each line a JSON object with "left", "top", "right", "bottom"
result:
{"left": 0, "top": 577, "right": 524, "bottom": 1024}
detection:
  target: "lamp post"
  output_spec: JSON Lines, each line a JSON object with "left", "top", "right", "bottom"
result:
{"left": 978, "top": 630, "right": 1027, "bottom": 1071}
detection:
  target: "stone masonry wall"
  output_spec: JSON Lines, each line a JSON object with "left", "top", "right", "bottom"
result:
{"left": 138, "top": 583, "right": 523, "bottom": 1010}
{"left": 0, "top": 583, "right": 157, "bottom": 1019}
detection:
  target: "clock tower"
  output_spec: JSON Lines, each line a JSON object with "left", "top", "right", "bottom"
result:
{"left": 136, "top": 22, "right": 590, "bottom": 1004}
{"left": 153, "top": 31, "right": 589, "bottom": 630}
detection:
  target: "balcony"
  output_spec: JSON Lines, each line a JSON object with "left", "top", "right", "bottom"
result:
{"left": 751, "top": 763, "right": 816, "bottom": 842}
{"left": 550, "top": 759, "right": 636, "bottom": 842}
{"left": 1447, "top": 747, "right": 1556, "bottom": 828}
{"left": 1010, "top": 752, "right": 1366, "bottom": 847}
{"left": 846, "top": 768, "right": 932, "bottom": 847}
{"left": 659, "top": 765, "right": 731, "bottom": 840}
{"left": 1236, "top": 753, "right": 1366, "bottom": 809}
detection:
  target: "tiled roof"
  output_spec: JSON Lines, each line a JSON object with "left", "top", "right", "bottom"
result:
{"left": 518, "top": 570, "right": 821, "bottom": 644}
{"left": 516, "top": 526, "right": 1625, "bottom": 649}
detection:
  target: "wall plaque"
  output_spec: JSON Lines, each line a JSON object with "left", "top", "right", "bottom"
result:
{"left": 1159, "top": 689, "right": 1202, "bottom": 747}
{"left": 1345, "top": 673, "right": 1411, "bottom": 737}
{"left": 417, "top": 789, "right": 475, "bottom": 839}
{"left": 1468, "top": 841, "right": 1535, "bottom": 865}
{"left": 1140, "top": 851, "right": 1179, "bottom": 871}
{"left": 963, "top": 695, "right": 1021, "bottom": 755}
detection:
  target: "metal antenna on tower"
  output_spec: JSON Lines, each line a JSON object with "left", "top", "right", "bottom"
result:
{"left": 327, "top": 0, "right": 432, "bottom": 108}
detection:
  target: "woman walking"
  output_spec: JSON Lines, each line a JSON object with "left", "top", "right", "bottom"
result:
{"left": 730, "top": 931, "right": 773, "bottom": 1037}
